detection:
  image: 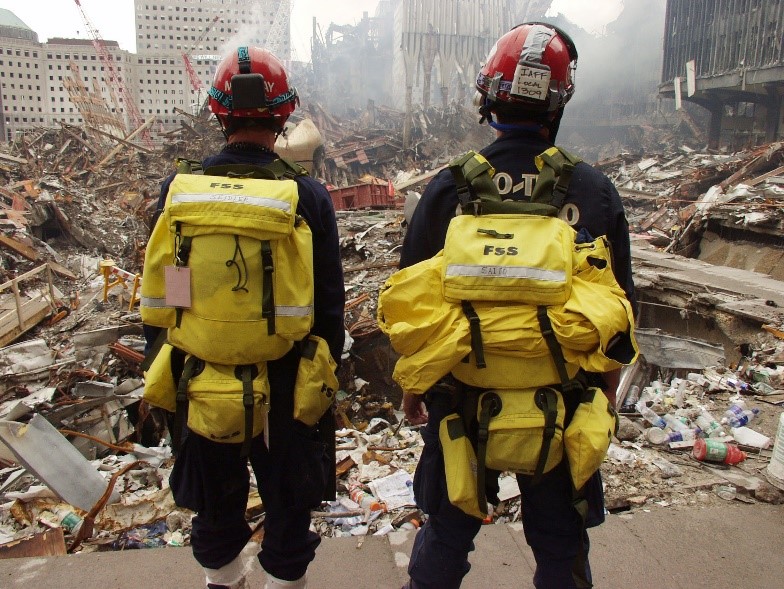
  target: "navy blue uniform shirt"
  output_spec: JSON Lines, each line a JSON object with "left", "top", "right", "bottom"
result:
{"left": 400, "top": 129, "right": 636, "bottom": 310}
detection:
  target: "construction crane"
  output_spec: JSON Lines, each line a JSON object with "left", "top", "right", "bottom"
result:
{"left": 72, "top": 0, "right": 152, "bottom": 146}
{"left": 183, "top": 15, "right": 220, "bottom": 97}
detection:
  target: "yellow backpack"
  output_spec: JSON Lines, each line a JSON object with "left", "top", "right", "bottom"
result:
{"left": 141, "top": 159, "right": 334, "bottom": 456}
{"left": 379, "top": 148, "right": 636, "bottom": 516}
{"left": 141, "top": 159, "right": 314, "bottom": 365}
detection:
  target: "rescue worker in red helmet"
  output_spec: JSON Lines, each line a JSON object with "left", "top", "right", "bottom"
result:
{"left": 399, "top": 23, "right": 636, "bottom": 589}
{"left": 143, "top": 46, "right": 344, "bottom": 589}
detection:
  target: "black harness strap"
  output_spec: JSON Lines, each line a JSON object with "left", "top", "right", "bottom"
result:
{"left": 172, "top": 354, "right": 198, "bottom": 453}
{"left": 174, "top": 226, "right": 193, "bottom": 329}
{"left": 461, "top": 300, "right": 486, "bottom": 369}
{"left": 449, "top": 152, "right": 478, "bottom": 213}
{"left": 531, "top": 387, "right": 558, "bottom": 486}
{"left": 536, "top": 306, "right": 582, "bottom": 395}
{"left": 236, "top": 365, "right": 257, "bottom": 458}
{"left": 475, "top": 392, "right": 500, "bottom": 516}
{"left": 140, "top": 328, "right": 168, "bottom": 373}
{"left": 261, "top": 240, "right": 275, "bottom": 335}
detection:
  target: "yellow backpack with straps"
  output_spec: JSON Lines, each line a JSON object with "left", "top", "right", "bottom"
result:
{"left": 141, "top": 158, "right": 314, "bottom": 365}
{"left": 141, "top": 159, "right": 337, "bottom": 456}
{"left": 379, "top": 148, "right": 636, "bottom": 516}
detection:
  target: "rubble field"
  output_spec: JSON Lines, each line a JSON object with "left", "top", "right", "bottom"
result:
{"left": 0, "top": 109, "right": 783, "bottom": 558}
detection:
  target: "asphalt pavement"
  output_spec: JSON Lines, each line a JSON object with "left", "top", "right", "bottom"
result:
{"left": 1, "top": 502, "right": 782, "bottom": 588}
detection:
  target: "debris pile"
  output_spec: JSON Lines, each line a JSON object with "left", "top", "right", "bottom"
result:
{"left": 597, "top": 141, "right": 784, "bottom": 258}
{"left": 0, "top": 113, "right": 783, "bottom": 558}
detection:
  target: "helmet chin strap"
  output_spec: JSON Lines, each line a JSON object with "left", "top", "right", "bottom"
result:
{"left": 547, "top": 108, "right": 565, "bottom": 142}
{"left": 488, "top": 120, "right": 544, "bottom": 133}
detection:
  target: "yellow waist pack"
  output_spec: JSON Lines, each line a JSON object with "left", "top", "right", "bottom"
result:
{"left": 477, "top": 387, "right": 565, "bottom": 476}
{"left": 143, "top": 344, "right": 269, "bottom": 447}
{"left": 141, "top": 171, "right": 314, "bottom": 365}
{"left": 293, "top": 335, "right": 339, "bottom": 426}
{"left": 564, "top": 386, "right": 618, "bottom": 490}
{"left": 439, "top": 413, "right": 484, "bottom": 520}
{"left": 439, "top": 386, "right": 566, "bottom": 519}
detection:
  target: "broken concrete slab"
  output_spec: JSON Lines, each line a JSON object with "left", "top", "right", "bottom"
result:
{"left": 0, "top": 414, "right": 120, "bottom": 511}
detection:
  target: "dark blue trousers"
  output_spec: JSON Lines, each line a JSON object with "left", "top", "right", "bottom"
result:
{"left": 169, "top": 352, "right": 329, "bottom": 582}
{"left": 408, "top": 393, "right": 603, "bottom": 589}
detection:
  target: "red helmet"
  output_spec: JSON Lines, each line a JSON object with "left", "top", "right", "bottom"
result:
{"left": 208, "top": 46, "right": 298, "bottom": 125}
{"left": 476, "top": 22, "right": 577, "bottom": 115}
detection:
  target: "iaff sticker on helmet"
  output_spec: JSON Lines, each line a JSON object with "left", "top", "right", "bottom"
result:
{"left": 511, "top": 64, "right": 551, "bottom": 101}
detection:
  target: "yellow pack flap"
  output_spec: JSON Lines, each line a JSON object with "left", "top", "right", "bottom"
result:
{"left": 442, "top": 214, "right": 574, "bottom": 305}
{"left": 165, "top": 173, "right": 299, "bottom": 240}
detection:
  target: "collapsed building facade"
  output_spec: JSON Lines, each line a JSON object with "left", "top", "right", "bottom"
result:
{"left": 660, "top": 0, "right": 784, "bottom": 150}
{"left": 311, "top": 1, "right": 552, "bottom": 116}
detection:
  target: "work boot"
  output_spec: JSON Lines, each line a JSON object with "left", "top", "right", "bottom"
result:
{"left": 264, "top": 573, "right": 307, "bottom": 589}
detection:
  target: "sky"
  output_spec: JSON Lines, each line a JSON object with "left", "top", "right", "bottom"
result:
{"left": 0, "top": 0, "right": 624, "bottom": 60}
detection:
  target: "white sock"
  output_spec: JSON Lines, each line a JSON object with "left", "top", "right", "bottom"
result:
{"left": 204, "top": 540, "right": 261, "bottom": 587}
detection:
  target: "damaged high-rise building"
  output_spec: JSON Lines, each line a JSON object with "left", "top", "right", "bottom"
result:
{"left": 660, "top": 0, "right": 784, "bottom": 149}
{"left": 311, "top": 1, "right": 552, "bottom": 119}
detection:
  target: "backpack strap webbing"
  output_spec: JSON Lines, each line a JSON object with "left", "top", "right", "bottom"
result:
{"left": 447, "top": 146, "right": 583, "bottom": 217}
{"left": 236, "top": 365, "right": 258, "bottom": 458}
{"left": 175, "top": 159, "right": 203, "bottom": 174}
{"left": 536, "top": 306, "right": 583, "bottom": 395}
{"left": 461, "top": 300, "right": 486, "bottom": 369}
{"left": 530, "top": 146, "right": 582, "bottom": 211}
{"left": 260, "top": 240, "right": 276, "bottom": 335}
{"left": 203, "top": 158, "right": 307, "bottom": 181}
{"left": 172, "top": 353, "right": 198, "bottom": 454}
{"left": 531, "top": 387, "right": 559, "bottom": 486}
{"left": 140, "top": 328, "right": 168, "bottom": 373}
{"left": 448, "top": 151, "right": 496, "bottom": 214}
{"left": 476, "top": 391, "right": 500, "bottom": 515}
{"left": 173, "top": 223, "right": 193, "bottom": 329}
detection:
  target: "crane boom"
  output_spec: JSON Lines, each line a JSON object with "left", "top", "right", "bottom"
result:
{"left": 183, "top": 15, "right": 220, "bottom": 94}
{"left": 73, "top": 0, "right": 150, "bottom": 144}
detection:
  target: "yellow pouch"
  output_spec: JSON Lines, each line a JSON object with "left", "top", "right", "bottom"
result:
{"left": 442, "top": 214, "right": 574, "bottom": 305}
{"left": 142, "top": 343, "right": 177, "bottom": 412}
{"left": 186, "top": 360, "right": 269, "bottom": 444}
{"left": 478, "top": 387, "right": 565, "bottom": 475}
{"left": 293, "top": 335, "right": 339, "bottom": 426}
{"left": 564, "top": 386, "right": 618, "bottom": 490}
{"left": 439, "top": 413, "right": 485, "bottom": 520}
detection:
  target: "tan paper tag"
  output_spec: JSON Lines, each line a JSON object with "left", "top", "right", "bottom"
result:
{"left": 164, "top": 266, "right": 192, "bottom": 308}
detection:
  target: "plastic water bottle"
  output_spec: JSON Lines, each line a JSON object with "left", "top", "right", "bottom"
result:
{"left": 722, "top": 404, "right": 760, "bottom": 428}
{"left": 636, "top": 402, "right": 666, "bottom": 429}
{"left": 695, "top": 410, "right": 725, "bottom": 438}
{"left": 730, "top": 426, "right": 771, "bottom": 449}
{"left": 620, "top": 385, "right": 641, "bottom": 412}
{"left": 662, "top": 413, "right": 690, "bottom": 433}
{"left": 348, "top": 484, "right": 385, "bottom": 512}
{"left": 646, "top": 427, "right": 700, "bottom": 445}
